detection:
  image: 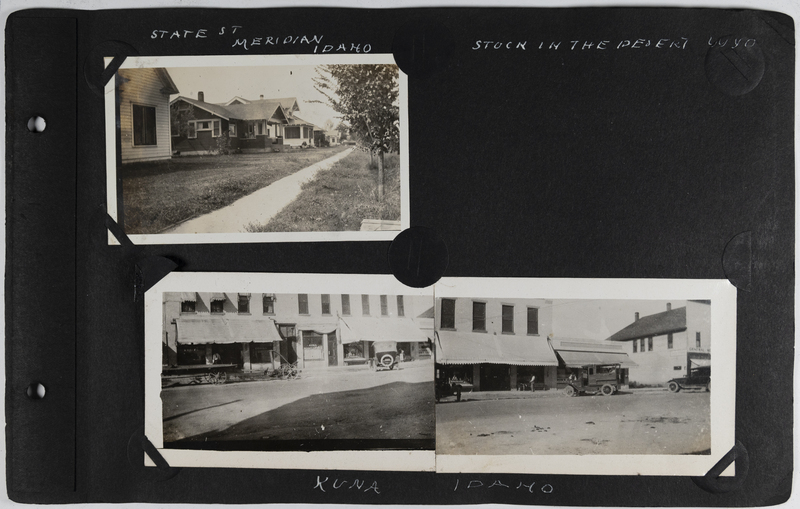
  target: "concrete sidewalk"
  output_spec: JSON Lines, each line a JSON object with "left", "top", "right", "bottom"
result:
{"left": 164, "top": 147, "right": 354, "bottom": 234}
{"left": 439, "top": 386, "right": 668, "bottom": 403}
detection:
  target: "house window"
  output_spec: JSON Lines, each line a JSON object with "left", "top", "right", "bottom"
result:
{"left": 668, "top": 333, "right": 673, "bottom": 349}
{"left": 181, "top": 300, "right": 196, "bottom": 313}
{"left": 696, "top": 332, "right": 701, "bottom": 348}
{"left": 472, "top": 301, "right": 486, "bottom": 332}
{"left": 527, "top": 307, "right": 539, "bottom": 335}
{"left": 132, "top": 104, "right": 157, "bottom": 146}
{"left": 212, "top": 120, "right": 221, "bottom": 137}
{"left": 341, "top": 294, "right": 351, "bottom": 315}
{"left": 674, "top": 366, "right": 682, "bottom": 370}
{"left": 397, "top": 296, "right": 405, "bottom": 317}
{"left": 238, "top": 294, "right": 250, "bottom": 314}
{"left": 648, "top": 337, "right": 653, "bottom": 351}
{"left": 210, "top": 299, "right": 224, "bottom": 314}
{"left": 640, "top": 338, "right": 645, "bottom": 352}
{"left": 502, "top": 305, "right": 514, "bottom": 334}
{"left": 321, "top": 294, "right": 331, "bottom": 315}
{"left": 285, "top": 126, "right": 301, "bottom": 139}
{"left": 380, "top": 295, "right": 388, "bottom": 316}
{"left": 298, "top": 294, "right": 309, "bottom": 315}
{"left": 263, "top": 295, "right": 275, "bottom": 315}
{"left": 633, "top": 341, "right": 638, "bottom": 353}
{"left": 266, "top": 126, "right": 271, "bottom": 137}
{"left": 361, "top": 295, "right": 370, "bottom": 316}
{"left": 440, "top": 299, "right": 455, "bottom": 329}
{"left": 258, "top": 121, "right": 264, "bottom": 136}
{"left": 229, "top": 124, "right": 237, "bottom": 136}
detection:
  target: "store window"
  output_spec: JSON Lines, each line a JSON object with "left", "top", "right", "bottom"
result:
{"left": 648, "top": 337, "right": 653, "bottom": 351}
{"left": 380, "top": 295, "right": 388, "bottom": 316}
{"left": 210, "top": 299, "right": 224, "bottom": 314}
{"left": 696, "top": 332, "right": 701, "bottom": 348}
{"left": 181, "top": 300, "right": 196, "bottom": 313}
{"left": 472, "top": 301, "right": 486, "bottom": 332}
{"left": 440, "top": 298, "right": 455, "bottom": 329}
{"left": 321, "top": 294, "right": 331, "bottom": 315}
{"left": 253, "top": 343, "right": 274, "bottom": 364}
{"left": 262, "top": 295, "right": 275, "bottom": 315}
{"left": 341, "top": 294, "right": 351, "bottom": 315}
{"left": 502, "top": 305, "right": 514, "bottom": 334}
{"left": 397, "top": 296, "right": 405, "bottom": 317}
{"left": 298, "top": 294, "right": 309, "bottom": 315}
{"left": 362, "top": 294, "right": 370, "bottom": 316}
{"left": 527, "top": 307, "right": 539, "bottom": 335}
{"left": 345, "top": 341, "right": 364, "bottom": 360}
{"left": 238, "top": 294, "right": 250, "bottom": 314}
{"left": 668, "top": 333, "right": 673, "bottom": 349}
{"left": 303, "top": 332, "right": 324, "bottom": 360}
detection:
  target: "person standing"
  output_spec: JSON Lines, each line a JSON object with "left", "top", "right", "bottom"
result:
{"left": 530, "top": 374, "right": 536, "bottom": 392}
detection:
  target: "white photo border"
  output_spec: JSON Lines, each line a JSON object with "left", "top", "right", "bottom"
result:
{"left": 105, "top": 54, "right": 409, "bottom": 245}
{"left": 144, "top": 272, "right": 435, "bottom": 471}
{"left": 432, "top": 277, "right": 736, "bottom": 477}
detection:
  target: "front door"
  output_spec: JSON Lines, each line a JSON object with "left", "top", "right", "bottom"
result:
{"left": 327, "top": 335, "right": 338, "bottom": 366}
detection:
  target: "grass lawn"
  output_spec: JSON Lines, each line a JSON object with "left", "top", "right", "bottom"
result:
{"left": 120, "top": 146, "right": 348, "bottom": 234}
{"left": 246, "top": 150, "right": 401, "bottom": 232}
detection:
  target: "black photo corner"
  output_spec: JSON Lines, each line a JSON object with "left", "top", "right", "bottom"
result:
{"left": 4, "top": 2, "right": 795, "bottom": 507}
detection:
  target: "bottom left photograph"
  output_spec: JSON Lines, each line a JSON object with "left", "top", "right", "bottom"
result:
{"left": 145, "top": 273, "right": 436, "bottom": 471}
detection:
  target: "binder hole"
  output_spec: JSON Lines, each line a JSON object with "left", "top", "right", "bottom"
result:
{"left": 27, "top": 116, "right": 46, "bottom": 133}
{"left": 26, "top": 382, "right": 46, "bottom": 400}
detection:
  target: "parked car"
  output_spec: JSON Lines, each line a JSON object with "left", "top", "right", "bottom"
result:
{"left": 370, "top": 340, "right": 399, "bottom": 371}
{"left": 667, "top": 365, "right": 711, "bottom": 392}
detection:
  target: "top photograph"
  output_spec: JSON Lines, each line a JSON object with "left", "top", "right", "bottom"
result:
{"left": 105, "top": 54, "right": 409, "bottom": 244}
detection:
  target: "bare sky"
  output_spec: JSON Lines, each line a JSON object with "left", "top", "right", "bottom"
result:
{"left": 167, "top": 65, "right": 339, "bottom": 128}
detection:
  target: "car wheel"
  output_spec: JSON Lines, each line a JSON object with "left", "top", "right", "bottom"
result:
{"left": 380, "top": 354, "right": 394, "bottom": 367}
{"left": 668, "top": 381, "right": 681, "bottom": 393}
{"left": 564, "top": 385, "right": 576, "bottom": 397}
{"left": 601, "top": 384, "right": 614, "bottom": 396}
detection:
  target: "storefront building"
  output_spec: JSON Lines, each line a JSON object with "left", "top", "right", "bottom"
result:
{"left": 548, "top": 338, "right": 637, "bottom": 389}
{"left": 434, "top": 297, "right": 560, "bottom": 391}
{"left": 606, "top": 301, "right": 711, "bottom": 385}
{"left": 162, "top": 292, "right": 431, "bottom": 370}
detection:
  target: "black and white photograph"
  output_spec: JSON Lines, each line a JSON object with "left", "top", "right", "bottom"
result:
{"left": 432, "top": 278, "right": 736, "bottom": 476}
{"left": 145, "top": 273, "right": 434, "bottom": 471}
{"left": 105, "top": 55, "right": 408, "bottom": 244}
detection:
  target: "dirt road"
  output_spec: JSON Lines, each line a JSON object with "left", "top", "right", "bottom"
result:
{"left": 162, "top": 360, "right": 433, "bottom": 443}
{"left": 436, "top": 390, "right": 709, "bottom": 455}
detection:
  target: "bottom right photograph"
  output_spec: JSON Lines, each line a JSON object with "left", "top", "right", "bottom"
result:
{"left": 432, "top": 277, "right": 735, "bottom": 476}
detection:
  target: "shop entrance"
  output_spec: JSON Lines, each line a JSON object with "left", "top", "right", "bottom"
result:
{"left": 327, "top": 334, "right": 338, "bottom": 366}
{"left": 480, "top": 364, "right": 510, "bottom": 391}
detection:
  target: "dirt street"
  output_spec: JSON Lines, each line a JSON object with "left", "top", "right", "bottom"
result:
{"left": 162, "top": 360, "right": 434, "bottom": 444}
{"left": 436, "top": 390, "right": 709, "bottom": 455}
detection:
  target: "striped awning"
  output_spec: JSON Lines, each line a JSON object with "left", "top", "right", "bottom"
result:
{"left": 176, "top": 317, "right": 283, "bottom": 345}
{"left": 435, "top": 330, "right": 559, "bottom": 366}
{"left": 179, "top": 292, "right": 196, "bottom": 301}
{"left": 210, "top": 292, "right": 226, "bottom": 301}
{"left": 339, "top": 316, "right": 429, "bottom": 345}
{"left": 556, "top": 350, "right": 638, "bottom": 368}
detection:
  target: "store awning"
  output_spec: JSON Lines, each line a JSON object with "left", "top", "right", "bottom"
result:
{"left": 339, "top": 316, "right": 429, "bottom": 344}
{"left": 277, "top": 316, "right": 338, "bottom": 334}
{"left": 556, "top": 350, "right": 638, "bottom": 368}
{"left": 210, "top": 292, "right": 226, "bottom": 301}
{"left": 689, "top": 358, "right": 711, "bottom": 367}
{"left": 179, "top": 292, "right": 196, "bottom": 301}
{"left": 435, "top": 330, "right": 559, "bottom": 366}
{"left": 176, "top": 317, "right": 283, "bottom": 345}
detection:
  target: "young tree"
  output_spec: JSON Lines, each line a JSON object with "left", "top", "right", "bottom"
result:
{"left": 170, "top": 102, "right": 195, "bottom": 138}
{"left": 313, "top": 64, "right": 400, "bottom": 200}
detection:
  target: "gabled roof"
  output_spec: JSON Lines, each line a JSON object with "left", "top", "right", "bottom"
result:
{"left": 606, "top": 307, "right": 687, "bottom": 342}
{"left": 154, "top": 68, "right": 180, "bottom": 95}
{"left": 288, "top": 114, "right": 324, "bottom": 131}
{"left": 222, "top": 96, "right": 250, "bottom": 106}
{"left": 170, "top": 96, "right": 230, "bottom": 120}
{"left": 271, "top": 97, "right": 299, "bottom": 112}
{"left": 224, "top": 100, "right": 288, "bottom": 122}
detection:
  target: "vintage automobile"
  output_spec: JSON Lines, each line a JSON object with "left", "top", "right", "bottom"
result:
{"left": 563, "top": 363, "right": 621, "bottom": 396}
{"left": 667, "top": 365, "right": 711, "bottom": 392}
{"left": 370, "top": 340, "right": 399, "bottom": 371}
{"left": 435, "top": 376, "right": 473, "bottom": 402}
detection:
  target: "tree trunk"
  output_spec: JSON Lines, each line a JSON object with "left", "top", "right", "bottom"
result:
{"left": 377, "top": 150, "right": 385, "bottom": 202}
{"left": 370, "top": 149, "right": 375, "bottom": 166}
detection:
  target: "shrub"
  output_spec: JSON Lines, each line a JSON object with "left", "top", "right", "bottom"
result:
{"left": 215, "top": 132, "right": 232, "bottom": 155}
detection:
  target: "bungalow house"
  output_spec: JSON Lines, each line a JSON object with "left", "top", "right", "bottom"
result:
{"left": 606, "top": 301, "right": 711, "bottom": 385}
{"left": 170, "top": 93, "right": 322, "bottom": 155}
{"left": 117, "top": 68, "right": 180, "bottom": 163}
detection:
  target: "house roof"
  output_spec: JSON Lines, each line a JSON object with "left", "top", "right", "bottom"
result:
{"left": 289, "top": 114, "right": 324, "bottom": 131}
{"left": 606, "top": 307, "right": 687, "bottom": 342}
{"left": 170, "top": 96, "right": 231, "bottom": 120}
{"left": 222, "top": 96, "right": 250, "bottom": 105}
{"left": 224, "top": 99, "right": 288, "bottom": 122}
{"left": 154, "top": 68, "right": 180, "bottom": 95}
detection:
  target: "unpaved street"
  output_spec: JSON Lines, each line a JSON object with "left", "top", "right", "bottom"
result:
{"left": 436, "top": 390, "right": 709, "bottom": 455}
{"left": 162, "top": 360, "right": 434, "bottom": 443}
